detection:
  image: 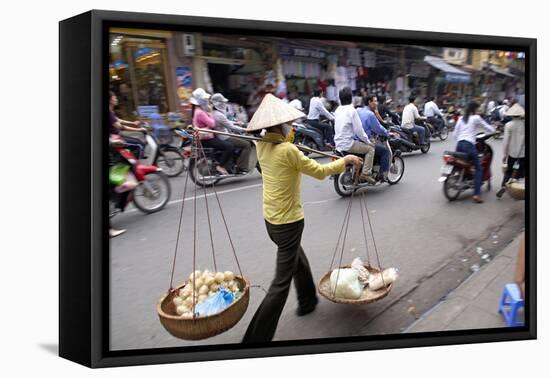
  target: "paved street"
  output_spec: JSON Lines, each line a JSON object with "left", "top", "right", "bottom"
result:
{"left": 110, "top": 135, "right": 525, "bottom": 350}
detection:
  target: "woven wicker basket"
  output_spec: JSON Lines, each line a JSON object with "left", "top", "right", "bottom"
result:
{"left": 506, "top": 181, "right": 525, "bottom": 200}
{"left": 157, "top": 276, "right": 250, "bottom": 340}
{"left": 318, "top": 265, "right": 393, "bottom": 305}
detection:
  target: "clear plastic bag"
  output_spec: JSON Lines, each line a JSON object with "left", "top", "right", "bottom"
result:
{"left": 329, "top": 269, "right": 362, "bottom": 299}
{"left": 194, "top": 288, "right": 235, "bottom": 317}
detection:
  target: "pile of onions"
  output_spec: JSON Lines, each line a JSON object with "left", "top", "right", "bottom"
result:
{"left": 172, "top": 270, "right": 240, "bottom": 318}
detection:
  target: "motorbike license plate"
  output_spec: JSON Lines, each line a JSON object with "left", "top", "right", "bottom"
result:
{"left": 440, "top": 164, "right": 453, "bottom": 175}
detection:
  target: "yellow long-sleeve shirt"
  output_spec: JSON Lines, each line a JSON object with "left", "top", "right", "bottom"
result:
{"left": 257, "top": 132, "right": 346, "bottom": 225}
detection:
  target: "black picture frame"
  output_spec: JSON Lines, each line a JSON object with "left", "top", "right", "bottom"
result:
{"left": 59, "top": 9, "right": 537, "bottom": 368}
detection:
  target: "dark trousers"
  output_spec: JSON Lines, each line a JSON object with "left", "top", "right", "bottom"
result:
{"left": 306, "top": 119, "right": 335, "bottom": 145}
{"left": 427, "top": 116, "right": 443, "bottom": 132}
{"left": 201, "top": 137, "right": 234, "bottom": 166}
{"left": 501, "top": 156, "right": 525, "bottom": 187}
{"left": 242, "top": 219, "right": 317, "bottom": 343}
{"left": 456, "top": 140, "right": 482, "bottom": 195}
{"left": 375, "top": 143, "right": 390, "bottom": 176}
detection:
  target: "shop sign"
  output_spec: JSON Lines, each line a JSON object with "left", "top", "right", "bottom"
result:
{"left": 176, "top": 66, "right": 193, "bottom": 111}
{"left": 280, "top": 46, "right": 326, "bottom": 59}
{"left": 137, "top": 105, "right": 160, "bottom": 118}
{"left": 445, "top": 72, "right": 470, "bottom": 83}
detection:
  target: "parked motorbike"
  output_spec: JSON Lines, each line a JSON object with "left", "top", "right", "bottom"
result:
{"left": 332, "top": 135, "right": 405, "bottom": 197}
{"left": 188, "top": 137, "right": 261, "bottom": 187}
{"left": 438, "top": 132, "right": 496, "bottom": 201}
{"left": 110, "top": 137, "right": 172, "bottom": 215}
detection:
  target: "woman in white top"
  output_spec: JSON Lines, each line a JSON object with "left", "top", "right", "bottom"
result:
{"left": 452, "top": 101, "right": 495, "bottom": 203}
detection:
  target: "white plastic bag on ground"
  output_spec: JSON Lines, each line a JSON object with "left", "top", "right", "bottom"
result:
{"left": 368, "top": 268, "right": 398, "bottom": 291}
{"left": 330, "top": 268, "right": 362, "bottom": 299}
{"left": 351, "top": 257, "right": 370, "bottom": 287}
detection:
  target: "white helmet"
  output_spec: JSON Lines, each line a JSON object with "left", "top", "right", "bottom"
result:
{"left": 190, "top": 88, "right": 211, "bottom": 108}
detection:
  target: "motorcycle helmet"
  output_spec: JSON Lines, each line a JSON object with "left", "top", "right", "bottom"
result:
{"left": 190, "top": 88, "right": 211, "bottom": 108}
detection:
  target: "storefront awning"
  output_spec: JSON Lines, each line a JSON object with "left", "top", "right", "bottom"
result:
{"left": 424, "top": 55, "right": 471, "bottom": 83}
{"left": 489, "top": 65, "right": 516, "bottom": 78}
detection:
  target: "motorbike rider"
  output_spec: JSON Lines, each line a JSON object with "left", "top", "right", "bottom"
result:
{"left": 334, "top": 86, "right": 377, "bottom": 185}
{"left": 306, "top": 88, "right": 336, "bottom": 146}
{"left": 211, "top": 93, "right": 253, "bottom": 174}
{"left": 376, "top": 95, "right": 397, "bottom": 128}
{"left": 424, "top": 96, "right": 444, "bottom": 132}
{"left": 452, "top": 101, "right": 495, "bottom": 203}
{"left": 401, "top": 95, "right": 428, "bottom": 145}
{"left": 109, "top": 91, "right": 148, "bottom": 158}
{"left": 191, "top": 88, "right": 232, "bottom": 176}
{"left": 358, "top": 95, "right": 391, "bottom": 181}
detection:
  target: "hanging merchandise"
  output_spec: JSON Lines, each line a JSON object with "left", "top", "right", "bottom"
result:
{"left": 317, "top": 180, "right": 397, "bottom": 305}
{"left": 157, "top": 134, "right": 250, "bottom": 340}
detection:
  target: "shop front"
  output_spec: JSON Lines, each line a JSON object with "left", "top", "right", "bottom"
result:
{"left": 109, "top": 29, "right": 177, "bottom": 119}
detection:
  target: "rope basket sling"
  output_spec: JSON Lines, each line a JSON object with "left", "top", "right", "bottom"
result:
{"left": 319, "top": 174, "right": 395, "bottom": 304}
{"left": 157, "top": 129, "right": 249, "bottom": 340}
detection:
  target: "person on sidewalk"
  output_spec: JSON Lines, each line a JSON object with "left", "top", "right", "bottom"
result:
{"left": 306, "top": 88, "right": 336, "bottom": 146}
{"left": 497, "top": 103, "right": 526, "bottom": 198}
{"left": 452, "top": 101, "right": 495, "bottom": 203}
{"left": 401, "top": 95, "right": 427, "bottom": 145}
{"left": 211, "top": 93, "right": 252, "bottom": 174}
{"left": 242, "top": 94, "right": 363, "bottom": 344}
{"left": 334, "top": 86, "right": 377, "bottom": 185}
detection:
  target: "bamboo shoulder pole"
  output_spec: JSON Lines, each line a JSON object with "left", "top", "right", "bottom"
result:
{"left": 187, "top": 126, "right": 342, "bottom": 160}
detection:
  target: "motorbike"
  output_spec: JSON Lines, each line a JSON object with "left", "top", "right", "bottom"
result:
{"left": 110, "top": 137, "right": 172, "bottom": 215}
{"left": 488, "top": 106, "right": 512, "bottom": 139}
{"left": 387, "top": 123, "right": 431, "bottom": 154}
{"left": 188, "top": 135, "right": 261, "bottom": 187}
{"left": 142, "top": 123, "right": 186, "bottom": 177}
{"left": 332, "top": 135, "right": 405, "bottom": 197}
{"left": 293, "top": 117, "right": 335, "bottom": 155}
{"left": 438, "top": 132, "right": 496, "bottom": 201}
{"left": 424, "top": 115, "right": 449, "bottom": 141}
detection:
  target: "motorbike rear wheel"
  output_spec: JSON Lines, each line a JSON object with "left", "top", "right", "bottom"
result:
{"left": 133, "top": 171, "right": 171, "bottom": 213}
{"left": 443, "top": 168, "right": 462, "bottom": 201}
{"left": 420, "top": 140, "right": 431, "bottom": 154}
{"left": 439, "top": 126, "right": 449, "bottom": 141}
{"left": 157, "top": 147, "right": 185, "bottom": 177}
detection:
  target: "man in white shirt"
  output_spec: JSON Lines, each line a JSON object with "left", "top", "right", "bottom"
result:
{"left": 288, "top": 92, "right": 304, "bottom": 111}
{"left": 401, "top": 95, "right": 427, "bottom": 145}
{"left": 334, "top": 87, "right": 376, "bottom": 184}
{"left": 306, "top": 88, "right": 336, "bottom": 146}
{"left": 424, "top": 96, "right": 444, "bottom": 132}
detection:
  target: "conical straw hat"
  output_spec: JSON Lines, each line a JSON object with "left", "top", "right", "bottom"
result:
{"left": 246, "top": 93, "right": 306, "bottom": 132}
{"left": 505, "top": 103, "right": 525, "bottom": 117}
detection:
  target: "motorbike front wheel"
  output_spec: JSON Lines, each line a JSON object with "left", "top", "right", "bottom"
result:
{"left": 443, "top": 168, "right": 462, "bottom": 201}
{"left": 133, "top": 171, "right": 171, "bottom": 213}
{"left": 188, "top": 158, "right": 221, "bottom": 187}
{"left": 387, "top": 156, "right": 405, "bottom": 185}
{"left": 333, "top": 168, "right": 356, "bottom": 197}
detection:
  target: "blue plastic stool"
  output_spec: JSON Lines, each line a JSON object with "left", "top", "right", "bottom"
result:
{"left": 498, "top": 283, "right": 524, "bottom": 326}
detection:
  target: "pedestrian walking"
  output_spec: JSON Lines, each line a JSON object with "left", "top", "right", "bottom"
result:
{"left": 497, "top": 103, "right": 526, "bottom": 198}
{"left": 241, "top": 94, "right": 362, "bottom": 343}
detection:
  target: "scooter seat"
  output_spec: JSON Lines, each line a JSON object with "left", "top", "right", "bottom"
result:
{"left": 444, "top": 150, "right": 469, "bottom": 160}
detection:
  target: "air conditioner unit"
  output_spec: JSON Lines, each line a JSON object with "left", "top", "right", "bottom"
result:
{"left": 183, "top": 34, "right": 195, "bottom": 56}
